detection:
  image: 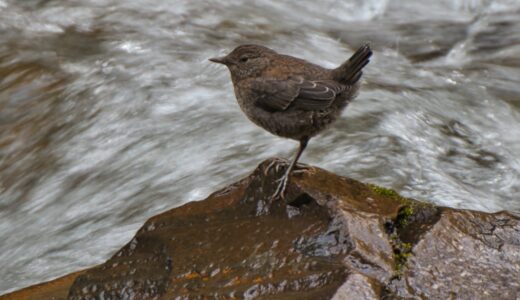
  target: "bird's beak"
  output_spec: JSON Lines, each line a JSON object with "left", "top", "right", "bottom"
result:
{"left": 209, "top": 56, "right": 229, "bottom": 65}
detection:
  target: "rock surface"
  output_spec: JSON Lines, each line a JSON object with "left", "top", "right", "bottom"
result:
{"left": 2, "top": 158, "right": 519, "bottom": 299}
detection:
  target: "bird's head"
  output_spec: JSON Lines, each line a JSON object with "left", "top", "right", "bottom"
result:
{"left": 209, "top": 44, "right": 276, "bottom": 81}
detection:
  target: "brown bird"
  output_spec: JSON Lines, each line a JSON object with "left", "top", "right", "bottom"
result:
{"left": 210, "top": 44, "right": 372, "bottom": 201}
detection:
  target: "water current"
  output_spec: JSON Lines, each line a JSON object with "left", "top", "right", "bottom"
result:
{"left": 1, "top": 0, "right": 519, "bottom": 293}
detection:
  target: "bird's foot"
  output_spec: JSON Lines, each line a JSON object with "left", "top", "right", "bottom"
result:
{"left": 291, "top": 164, "right": 316, "bottom": 176}
{"left": 270, "top": 172, "right": 290, "bottom": 202}
{"left": 265, "top": 161, "right": 315, "bottom": 205}
{"left": 268, "top": 165, "right": 314, "bottom": 202}
{"left": 264, "top": 158, "right": 313, "bottom": 176}
{"left": 263, "top": 157, "right": 289, "bottom": 176}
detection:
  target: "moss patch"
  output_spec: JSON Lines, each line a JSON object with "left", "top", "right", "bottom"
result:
{"left": 367, "top": 183, "right": 441, "bottom": 278}
{"left": 388, "top": 212, "right": 414, "bottom": 278}
{"left": 367, "top": 184, "right": 409, "bottom": 205}
{"left": 395, "top": 205, "right": 414, "bottom": 228}
{"left": 392, "top": 238, "right": 413, "bottom": 276}
{"left": 367, "top": 183, "right": 416, "bottom": 230}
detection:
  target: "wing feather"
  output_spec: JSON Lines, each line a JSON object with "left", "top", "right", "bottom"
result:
{"left": 250, "top": 77, "right": 345, "bottom": 111}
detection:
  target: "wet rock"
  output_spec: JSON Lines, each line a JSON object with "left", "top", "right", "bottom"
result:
{"left": 399, "top": 209, "right": 520, "bottom": 299}
{"left": 2, "top": 158, "right": 519, "bottom": 299}
{"left": 0, "top": 270, "right": 86, "bottom": 300}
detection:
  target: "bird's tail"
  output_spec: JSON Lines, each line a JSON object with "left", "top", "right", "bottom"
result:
{"left": 332, "top": 44, "right": 372, "bottom": 85}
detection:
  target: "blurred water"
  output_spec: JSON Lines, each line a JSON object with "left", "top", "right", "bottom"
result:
{"left": 1, "top": 0, "right": 520, "bottom": 294}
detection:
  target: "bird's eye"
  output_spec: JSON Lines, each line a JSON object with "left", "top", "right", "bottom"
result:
{"left": 239, "top": 56, "right": 249, "bottom": 63}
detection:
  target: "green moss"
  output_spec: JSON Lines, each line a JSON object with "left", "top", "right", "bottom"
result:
{"left": 367, "top": 184, "right": 414, "bottom": 276}
{"left": 367, "top": 183, "right": 410, "bottom": 205}
{"left": 367, "top": 183, "right": 438, "bottom": 278}
{"left": 391, "top": 235, "right": 413, "bottom": 277}
{"left": 367, "top": 183, "right": 419, "bottom": 229}
{"left": 396, "top": 205, "right": 414, "bottom": 228}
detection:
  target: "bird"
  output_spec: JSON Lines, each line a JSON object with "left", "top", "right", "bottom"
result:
{"left": 209, "top": 43, "right": 372, "bottom": 201}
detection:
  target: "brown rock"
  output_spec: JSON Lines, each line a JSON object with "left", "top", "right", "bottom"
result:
{"left": 2, "top": 158, "right": 519, "bottom": 299}
{"left": 0, "top": 270, "right": 86, "bottom": 300}
{"left": 399, "top": 209, "right": 520, "bottom": 299}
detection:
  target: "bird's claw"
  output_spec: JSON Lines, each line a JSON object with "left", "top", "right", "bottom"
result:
{"left": 270, "top": 173, "right": 290, "bottom": 202}
{"left": 266, "top": 162, "right": 314, "bottom": 204}
{"left": 263, "top": 158, "right": 289, "bottom": 176}
{"left": 264, "top": 159, "right": 313, "bottom": 177}
{"left": 292, "top": 164, "right": 315, "bottom": 175}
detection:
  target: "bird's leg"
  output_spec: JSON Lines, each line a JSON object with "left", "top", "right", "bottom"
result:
{"left": 271, "top": 137, "right": 309, "bottom": 201}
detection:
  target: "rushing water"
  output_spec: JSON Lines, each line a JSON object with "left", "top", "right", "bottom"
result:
{"left": 1, "top": 0, "right": 519, "bottom": 294}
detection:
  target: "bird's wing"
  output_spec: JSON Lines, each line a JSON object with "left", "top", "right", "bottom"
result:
{"left": 250, "top": 77, "right": 345, "bottom": 111}
{"left": 294, "top": 79, "right": 345, "bottom": 110}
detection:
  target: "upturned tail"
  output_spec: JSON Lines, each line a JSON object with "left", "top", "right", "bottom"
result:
{"left": 332, "top": 44, "right": 372, "bottom": 85}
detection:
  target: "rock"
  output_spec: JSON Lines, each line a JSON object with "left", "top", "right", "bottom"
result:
{"left": 398, "top": 210, "right": 520, "bottom": 299}
{"left": 2, "top": 158, "right": 519, "bottom": 299}
{"left": 0, "top": 270, "right": 87, "bottom": 300}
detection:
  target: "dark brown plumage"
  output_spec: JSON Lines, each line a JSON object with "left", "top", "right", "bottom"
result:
{"left": 210, "top": 44, "right": 372, "bottom": 200}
